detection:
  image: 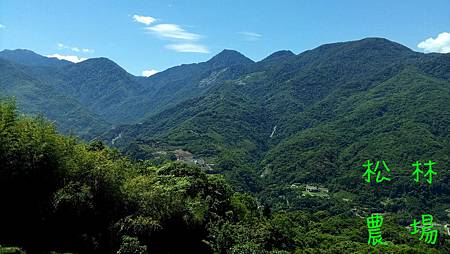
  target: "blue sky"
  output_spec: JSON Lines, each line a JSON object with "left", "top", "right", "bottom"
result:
{"left": 1, "top": 0, "right": 449, "bottom": 76}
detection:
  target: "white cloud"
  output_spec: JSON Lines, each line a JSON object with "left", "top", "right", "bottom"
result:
{"left": 418, "top": 32, "right": 450, "bottom": 53}
{"left": 82, "top": 48, "right": 94, "bottom": 53}
{"left": 0, "top": 24, "right": 4, "bottom": 29}
{"left": 147, "top": 24, "right": 201, "bottom": 41}
{"left": 142, "top": 69, "right": 158, "bottom": 77}
{"left": 57, "top": 43, "right": 94, "bottom": 53}
{"left": 133, "top": 14, "right": 156, "bottom": 26}
{"left": 239, "top": 31, "right": 262, "bottom": 41}
{"left": 46, "top": 54, "right": 88, "bottom": 63}
{"left": 132, "top": 15, "right": 208, "bottom": 54}
{"left": 165, "top": 43, "right": 209, "bottom": 53}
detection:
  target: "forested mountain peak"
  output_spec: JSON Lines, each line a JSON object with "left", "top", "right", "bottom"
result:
{"left": 297, "top": 37, "right": 419, "bottom": 63}
{"left": 352, "top": 37, "right": 414, "bottom": 51}
{"left": 260, "top": 50, "right": 296, "bottom": 63}
{"left": 309, "top": 37, "right": 414, "bottom": 55}
{"left": 206, "top": 49, "right": 254, "bottom": 68}
{"left": 60, "top": 57, "right": 139, "bottom": 94}
{"left": 66, "top": 57, "right": 129, "bottom": 75}
{"left": 0, "top": 49, "right": 72, "bottom": 67}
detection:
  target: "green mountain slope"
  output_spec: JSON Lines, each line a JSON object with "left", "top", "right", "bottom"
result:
{"left": 54, "top": 57, "right": 144, "bottom": 125}
{"left": 0, "top": 49, "right": 255, "bottom": 137}
{"left": 0, "top": 59, "right": 110, "bottom": 139}
{"left": 261, "top": 64, "right": 450, "bottom": 211}
{"left": 119, "top": 49, "right": 255, "bottom": 122}
{"left": 103, "top": 38, "right": 450, "bottom": 216}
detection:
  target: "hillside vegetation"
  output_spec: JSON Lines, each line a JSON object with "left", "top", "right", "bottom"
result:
{"left": 1, "top": 101, "right": 448, "bottom": 253}
{"left": 103, "top": 39, "right": 450, "bottom": 216}
{"left": 1, "top": 38, "right": 449, "bottom": 253}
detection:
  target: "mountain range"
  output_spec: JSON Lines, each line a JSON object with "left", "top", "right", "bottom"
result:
{"left": 0, "top": 48, "right": 254, "bottom": 139}
{"left": 1, "top": 38, "right": 449, "bottom": 214}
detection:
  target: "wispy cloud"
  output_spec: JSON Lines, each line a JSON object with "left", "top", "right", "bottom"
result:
{"left": 82, "top": 48, "right": 94, "bottom": 53}
{"left": 147, "top": 24, "right": 201, "bottom": 41}
{"left": 418, "top": 32, "right": 450, "bottom": 53}
{"left": 133, "top": 14, "right": 156, "bottom": 26}
{"left": 165, "top": 43, "right": 209, "bottom": 53}
{"left": 46, "top": 54, "right": 87, "bottom": 63}
{"left": 142, "top": 69, "right": 158, "bottom": 77}
{"left": 239, "top": 31, "right": 262, "bottom": 41}
{"left": 57, "top": 43, "right": 94, "bottom": 53}
{"left": 132, "top": 14, "right": 209, "bottom": 54}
